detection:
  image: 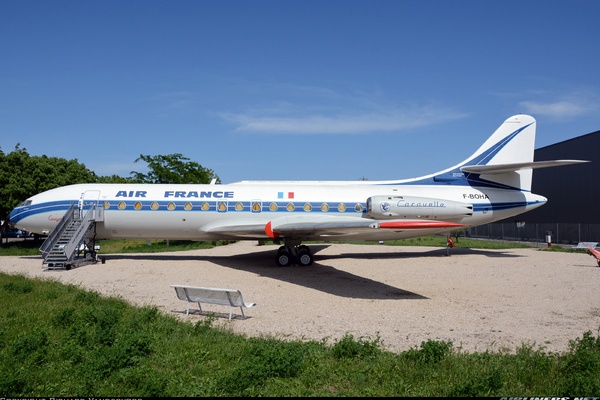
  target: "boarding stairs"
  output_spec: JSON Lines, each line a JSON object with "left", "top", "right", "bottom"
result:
{"left": 40, "top": 202, "right": 99, "bottom": 270}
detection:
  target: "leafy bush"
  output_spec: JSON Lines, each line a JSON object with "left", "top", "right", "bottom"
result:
{"left": 2, "top": 277, "right": 33, "bottom": 294}
{"left": 331, "top": 333, "right": 382, "bottom": 359}
{"left": 403, "top": 339, "right": 453, "bottom": 364}
{"left": 558, "top": 330, "right": 600, "bottom": 394}
{"left": 216, "top": 338, "right": 311, "bottom": 396}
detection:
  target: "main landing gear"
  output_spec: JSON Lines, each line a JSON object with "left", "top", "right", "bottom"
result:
{"left": 275, "top": 243, "right": 314, "bottom": 267}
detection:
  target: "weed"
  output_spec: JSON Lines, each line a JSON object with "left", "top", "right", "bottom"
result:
{"left": 558, "top": 330, "right": 600, "bottom": 394}
{"left": 403, "top": 339, "right": 453, "bottom": 364}
{"left": 331, "top": 333, "right": 382, "bottom": 359}
{"left": 2, "top": 277, "right": 33, "bottom": 294}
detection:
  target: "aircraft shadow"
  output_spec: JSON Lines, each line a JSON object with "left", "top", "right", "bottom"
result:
{"left": 23, "top": 245, "right": 523, "bottom": 299}
{"left": 103, "top": 245, "right": 428, "bottom": 300}
{"left": 96, "top": 246, "right": 523, "bottom": 300}
{"left": 331, "top": 246, "right": 526, "bottom": 260}
{"left": 171, "top": 309, "right": 253, "bottom": 321}
{"left": 573, "top": 263, "right": 600, "bottom": 269}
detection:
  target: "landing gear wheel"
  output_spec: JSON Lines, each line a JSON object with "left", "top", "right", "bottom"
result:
{"left": 298, "top": 249, "right": 313, "bottom": 266}
{"left": 276, "top": 250, "right": 292, "bottom": 267}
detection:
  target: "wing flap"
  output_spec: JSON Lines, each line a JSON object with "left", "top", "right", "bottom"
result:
{"left": 201, "top": 220, "right": 268, "bottom": 239}
{"left": 265, "top": 215, "right": 374, "bottom": 238}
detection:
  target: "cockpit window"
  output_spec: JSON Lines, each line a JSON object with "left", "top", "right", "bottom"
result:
{"left": 19, "top": 200, "right": 32, "bottom": 207}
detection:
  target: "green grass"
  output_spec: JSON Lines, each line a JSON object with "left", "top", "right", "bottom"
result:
{"left": 363, "top": 236, "right": 535, "bottom": 249}
{"left": 0, "top": 272, "right": 599, "bottom": 396}
{"left": 0, "top": 238, "right": 230, "bottom": 256}
{"left": 96, "top": 239, "right": 231, "bottom": 253}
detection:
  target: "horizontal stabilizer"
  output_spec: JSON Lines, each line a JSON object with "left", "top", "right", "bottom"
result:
{"left": 460, "top": 159, "right": 589, "bottom": 175}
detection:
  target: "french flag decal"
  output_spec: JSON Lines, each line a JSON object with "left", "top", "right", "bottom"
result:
{"left": 277, "top": 192, "right": 295, "bottom": 199}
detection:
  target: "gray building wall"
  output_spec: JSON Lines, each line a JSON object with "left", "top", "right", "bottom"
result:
{"left": 469, "top": 129, "right": 600, "bottom": 244}
{"left": 528, "top": 130, "right": 600, "bottom": 223}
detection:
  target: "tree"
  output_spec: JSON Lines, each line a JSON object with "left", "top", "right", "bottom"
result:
{"left": 0, "top": 145, "right": 99, "bottom": 223}
{"left": 96, "top": 174, "right": 138, "bottom": 183}
{"left": 0, "top": 147, "right": 220, "bottom": 224}
{"left": 130, "top": 153, "right": 219, "bottom": 184}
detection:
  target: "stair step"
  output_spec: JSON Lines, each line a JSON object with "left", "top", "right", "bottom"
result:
{"left": 39, "top": 203, "right": 100, "bottom": 270}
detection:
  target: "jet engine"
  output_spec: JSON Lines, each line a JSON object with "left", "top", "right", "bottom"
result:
{"left": 367, "top": 195, "right": 473, "bottom": 220}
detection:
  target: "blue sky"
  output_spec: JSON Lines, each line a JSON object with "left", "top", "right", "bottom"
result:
{"left": 1, "top": 0, "right": 599, "bottom": 183}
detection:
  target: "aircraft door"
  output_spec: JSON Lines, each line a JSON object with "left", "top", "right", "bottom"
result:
{"left": 81, "top": 190, "right": 103, "bottom": 221}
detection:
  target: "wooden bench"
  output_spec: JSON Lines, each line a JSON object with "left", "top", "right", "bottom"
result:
{"left": 171, "top": 285, "right": 256, "bottom": 321}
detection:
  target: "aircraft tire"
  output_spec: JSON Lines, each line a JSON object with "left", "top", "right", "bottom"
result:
{"left": 298, "top": 250, "right": 313, "bottom": 266}
{"left": 276, "top": 251, "right": 292, "bottom": 267}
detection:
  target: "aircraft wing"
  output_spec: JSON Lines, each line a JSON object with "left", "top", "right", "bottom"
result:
{"left": 460, "top": 159, "right": 589, "bottom": 175}
{"left": 202, "top": 215, "right": 464, "bottom": 240}
{"left": 201, "top": 220, "right": 271, "bottom": 239}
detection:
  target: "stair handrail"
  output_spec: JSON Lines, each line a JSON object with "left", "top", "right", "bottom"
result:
{"left": 39, "top": 203, "right": 77, "bottom": 258}
{"left": 63, "top": 203, "right": 97, "bottom": 259}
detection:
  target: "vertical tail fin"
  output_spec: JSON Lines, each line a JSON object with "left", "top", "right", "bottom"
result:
{"left": 459, "top": 114, "right": 536, "bottom": 191}
{"left": 389, "top": 114, "right": 582, "bottom": 190}
{"left": 466, "top": 114, "right": 536, "bottom": 167}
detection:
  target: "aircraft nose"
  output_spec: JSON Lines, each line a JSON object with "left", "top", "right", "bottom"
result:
{"left": 8, "top": 205, "right": 24, "bottom": 225}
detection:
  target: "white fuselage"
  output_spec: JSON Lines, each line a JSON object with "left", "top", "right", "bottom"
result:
{"left": 11, "top": 181, "right": 547, "bottom": 242}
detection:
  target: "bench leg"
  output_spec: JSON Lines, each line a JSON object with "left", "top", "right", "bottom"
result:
{"left": 197, "top": 302, "right": 203, "bottom": 316}
{"left": 240, "top": 307, "right": 245, "bottom": 319}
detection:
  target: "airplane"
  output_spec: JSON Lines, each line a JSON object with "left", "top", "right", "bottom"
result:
{"left": 8, "top": 114, "right": 588, "bottom": 267}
